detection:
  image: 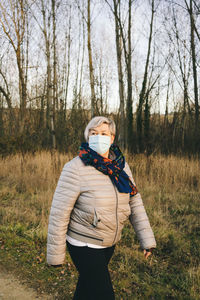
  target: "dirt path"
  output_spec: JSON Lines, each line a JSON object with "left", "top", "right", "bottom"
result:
{"left": 0, "top": 270, "right": 53, "bottom": 300}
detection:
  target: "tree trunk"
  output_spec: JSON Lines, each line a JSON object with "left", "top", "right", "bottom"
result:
{"left": 64, "top": 6, "right": 72, "bottom": 118}
{"left": 136, "top": 0, "right": 154, "bottom": 152}
{"left": 0, "top": 0, "right": 28, "bottom": 134}
{"left": 41, "top": 0, "right": 56, "bottom": 149}
{"left": 113, "top": 0, "right": 125, "bottom": 149}
{"left": 0, "top": 69, "right": 16, "bottom": 133}
{"left": 52, "top": 0, "right": 58, "bottom": 114}
{"left": 126, "top": 0, "right": 133, "bottom": 151}
{"left": 189, "top": 0, "right": 199, "bottom": 128}
{"left": 0, "top": 85, "right": 15, "bottom": 134}
{"left": 79, "top": 13, "right": 85, "bottom": 109}
{"left": 87, "top": 0, "right": 96, "bottom": 118}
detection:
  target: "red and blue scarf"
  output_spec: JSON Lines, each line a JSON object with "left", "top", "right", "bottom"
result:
{"left": 79, "top": 142, "right": 138, "bottom": 197}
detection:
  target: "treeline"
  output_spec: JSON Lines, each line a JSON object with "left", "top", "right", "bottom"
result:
{"left": 0, "top": 105, "right": 199, "bottom": 156}
{"left": 0, "top": 0, "right": 200, "bottom": 156}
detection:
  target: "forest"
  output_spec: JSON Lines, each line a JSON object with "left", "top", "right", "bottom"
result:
{"left": 0, "top": 0, "right": 200, "bottom": 156}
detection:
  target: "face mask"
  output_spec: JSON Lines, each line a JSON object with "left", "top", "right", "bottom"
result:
{"left": 89, "top": 135, "right": 111, "bottom": 155}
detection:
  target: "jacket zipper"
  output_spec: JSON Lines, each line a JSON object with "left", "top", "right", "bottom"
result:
{"left": 69, "top": 228, "right": 103, "bottom": 242}
{"left": 112, "top": 183, "right": 118, "bottom": 245}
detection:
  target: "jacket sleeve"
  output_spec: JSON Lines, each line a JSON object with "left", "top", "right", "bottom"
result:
{"left": 46, "top": 158, "right": 81, "bottom": 265}
{"left": 125, "top": 162, "right": 156, "bottom": 250}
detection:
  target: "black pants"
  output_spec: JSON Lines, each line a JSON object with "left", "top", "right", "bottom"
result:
{"left": 67, "top": 241, "right": 115, "bottom": 300}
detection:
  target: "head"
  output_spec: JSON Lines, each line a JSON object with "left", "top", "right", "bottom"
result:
{"left": 84, "top": 116, "right": 115, "bottom": 143}
{"left": 84, "top": 116, "right": 116, "bottom": 157}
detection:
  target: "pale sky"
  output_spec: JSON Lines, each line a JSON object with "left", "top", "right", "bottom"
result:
{"left": 0, "top": 0, "right": 197, "bottom": 115}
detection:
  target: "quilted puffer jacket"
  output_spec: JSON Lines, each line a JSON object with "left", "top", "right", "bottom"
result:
{"left": 47, "top": 156, "right": 156, "bottom": 265}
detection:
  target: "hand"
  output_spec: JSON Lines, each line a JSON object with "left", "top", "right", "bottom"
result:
{"left": 143, "top": 248, "right": 153, "bottom": 259}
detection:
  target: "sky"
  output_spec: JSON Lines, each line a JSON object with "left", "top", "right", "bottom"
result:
{"left": 0, "top": 0, "right": 197, "bottom": 115}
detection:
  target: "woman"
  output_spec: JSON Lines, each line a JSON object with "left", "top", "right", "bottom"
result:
{"left": 47, "top": 116, "right": 156, "bottom": 300}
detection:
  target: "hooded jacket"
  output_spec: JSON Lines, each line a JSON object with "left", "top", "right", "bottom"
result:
{"left": 47, "top": 156, "right": 156, "bottom": 265}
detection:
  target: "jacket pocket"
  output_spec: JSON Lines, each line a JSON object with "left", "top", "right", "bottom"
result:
{"left": 70, "top": 207, "right": 101, "bottom": 228}
{"left": 70, "top": 207, "right": 93, "bottom": 227}
{"left": 92, "top": 208, "right": 101, "bottom": 228}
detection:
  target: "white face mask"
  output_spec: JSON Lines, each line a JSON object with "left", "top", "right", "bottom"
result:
{"left": 89, "top": 135, "right": 111, "bottom": 155}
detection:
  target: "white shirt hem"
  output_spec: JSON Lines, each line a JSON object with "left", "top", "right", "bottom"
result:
{"left": 66, "top": 235, "right": 106, "bottom": 249}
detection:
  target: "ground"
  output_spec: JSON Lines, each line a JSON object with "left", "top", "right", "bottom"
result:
{"left": 0, "top": 268, "right": 52, "bottom": 300}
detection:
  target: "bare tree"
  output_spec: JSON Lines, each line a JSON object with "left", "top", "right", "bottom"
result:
{"left": 0, "top": 66, "right": 16, "bottom": 132}
{"left": 172, "top": 8, "right": 191, "bottom": 115}
{"left": 185, "top": 0, "right": 199, "bottom": 127}
{"left": 63, "top": 5, "right": 72, "bottom": 115}
{"left": 40, "top": 0, "right": 56, "bottom": 148}
{"left": 52, "top": 0, "right": 59, "bottom": 114}
{"left": 0, "top": 0, "right": 28, "bottom": 133}
{"left": 136, "top": 0, "right": 155, "bottom": 151}
{"left": 75, "top": 0, "right": 96, "bottom": 116}
{"left": 126, "top": 0, "right": 134, "bottom": 150}
{"left": 87, "top": 0, "right": 96, "bottom": 117}
{"left": 73, "top": 8, "right": 82, "bottom": 109}
{"left": 105, "top": 0, "right": 126, "bottom": 148}
{"left": 78, "top": 11, "right": 86, "bottom": 109}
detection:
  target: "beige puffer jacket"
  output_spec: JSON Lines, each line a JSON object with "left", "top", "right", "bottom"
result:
{"left": 47, "top": 156, "right": 156, "bottom": 265}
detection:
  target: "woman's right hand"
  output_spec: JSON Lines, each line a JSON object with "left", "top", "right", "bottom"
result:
{"left": 143, "top": 248, "right": 153, "bottom": 259}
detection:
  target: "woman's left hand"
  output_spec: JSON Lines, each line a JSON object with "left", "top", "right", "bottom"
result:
{"left": 143, "top": 248, "right": 153, "bottom": 259}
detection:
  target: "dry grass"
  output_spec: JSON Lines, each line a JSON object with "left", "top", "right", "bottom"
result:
{"left": 0, "top": 151, "right": 200, "bottom": 299}
{"left": 0, "top": 151, "right": 74, "bottom": 239}
{"left": 127, "top": 153, "right": 199, "bottom": 190}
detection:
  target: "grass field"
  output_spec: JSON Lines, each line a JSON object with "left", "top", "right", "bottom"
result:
{"left": 0, "top": 151, "right": 200, "bottom": 299}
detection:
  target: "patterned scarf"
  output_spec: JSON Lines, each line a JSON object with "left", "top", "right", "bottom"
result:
{"left": 79, "top": 142, "right": 138, "bottom": 197}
